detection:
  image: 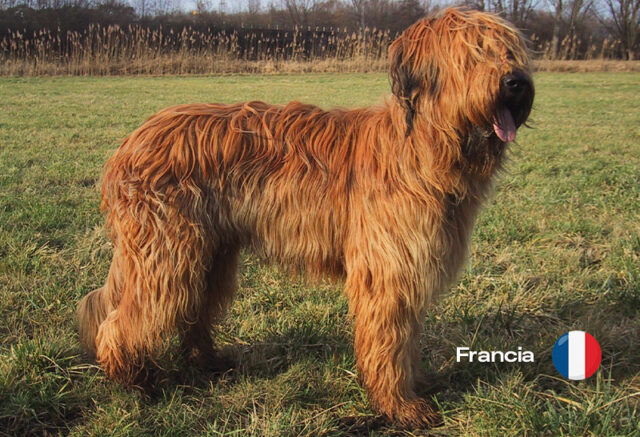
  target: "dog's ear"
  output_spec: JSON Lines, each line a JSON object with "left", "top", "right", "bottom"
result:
{"left": 389, "top": 21, "right": 440, "bottom": 136}
{"left": 389, "top": 39, "right": 421, "bottom": 136}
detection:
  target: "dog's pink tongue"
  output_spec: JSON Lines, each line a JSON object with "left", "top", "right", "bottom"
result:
{"left": 493, "top": 108, "right": 516, "bottom": 142}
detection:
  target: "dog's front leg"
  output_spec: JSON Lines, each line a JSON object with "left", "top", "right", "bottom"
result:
{"left": 345, "top": 265, "right": 442, "bottom": 428}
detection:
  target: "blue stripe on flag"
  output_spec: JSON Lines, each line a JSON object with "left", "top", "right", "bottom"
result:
{"left": 552, "top": 333, "right": 569, "bottom": 378}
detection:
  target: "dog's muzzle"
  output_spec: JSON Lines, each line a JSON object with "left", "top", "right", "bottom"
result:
{"left": 493, "top": 70, "right": 534, "bottom": 142}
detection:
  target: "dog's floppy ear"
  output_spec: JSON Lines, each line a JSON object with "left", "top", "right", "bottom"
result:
{"left": 389, "top": 39, "right": 421, "bottom": 136}
{"left": 389, "top": 19, "right": 440, "bottom": 136}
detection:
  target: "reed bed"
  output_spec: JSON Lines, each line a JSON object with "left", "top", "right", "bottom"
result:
{"left": 530, "top": 33, "right": 625, "bottom": 61}
{"left": 0, "top": 24, "right": 636, "bottom": 76}
{"left": 0, "top": 24, "right": 391, "bottom": 75}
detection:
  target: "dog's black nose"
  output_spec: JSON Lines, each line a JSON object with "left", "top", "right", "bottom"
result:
{"left": 499, "top": 70, "right": 534, "bottom": 127}
{"left": 502, "top": 72, "right": 530, "bottom": 95}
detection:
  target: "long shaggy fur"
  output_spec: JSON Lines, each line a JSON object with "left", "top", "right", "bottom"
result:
{"left": 78, "top": 7, "right": 534, "bottom": 427}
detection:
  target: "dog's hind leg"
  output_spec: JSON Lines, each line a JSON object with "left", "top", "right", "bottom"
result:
{"left": 180, "top": 245, "right": 239, "bottom": 372}
{"left": 92, "top": 197, "right": 213, "bottom": 384}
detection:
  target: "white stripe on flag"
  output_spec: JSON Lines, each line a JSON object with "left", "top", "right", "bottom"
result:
{"left": 568, "top": 331, "right": 585, "bottom": 380}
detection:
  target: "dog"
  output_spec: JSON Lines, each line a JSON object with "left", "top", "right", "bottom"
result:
{"left": 78, "top": 7, "right": 534, "bottom": 427}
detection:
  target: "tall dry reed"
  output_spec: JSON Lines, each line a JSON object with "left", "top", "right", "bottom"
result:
{"left": 1, "top": 24, "right": 635, "bottom": 76}
{"left": 0, "top": 24, "right": 391, "bottom": 75}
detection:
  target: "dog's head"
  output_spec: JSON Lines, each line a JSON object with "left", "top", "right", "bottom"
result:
{"left": 389, "top": 7, "right": 534, "bottom": 143}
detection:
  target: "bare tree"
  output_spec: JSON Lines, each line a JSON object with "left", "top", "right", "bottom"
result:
{"left": 153, "top": 0, "right": 179, "bottom": 14}
{"left": 566, "top": 0, "right": 594, "bottom": 54}
{"left": 133, "top": 0, "right": 150, "bottom": 16}
{"left": 248, "top": 0, "right": 261, "bottom": 14}
{"left": 282, "top": 0, "right": 316, "bottom": 26}
{"left": 467, "top": 0, "right": 538, "bottom": 27}
{"left": 546, "top": 0, "right": 593, "bottom": 58}
{"left": 602, "top": 0, "right": 640, "bottom": 58}
{"left": 350, "top": 0, "right": 366, "bottom": 33}
{"left": 548, "top": 0, "right": 564, "bottom": 57}
{"left": 131, "top": 0, "right": 176, "bottom": 16}
{"left": 194, "top": 0, "right": 215, "bottom": 13}
{"left": 494, "top": 0, "right": 539, "bottom": 27}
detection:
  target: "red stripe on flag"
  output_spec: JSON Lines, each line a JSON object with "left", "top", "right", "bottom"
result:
{"left": 584, "top": 332, "right": 601, "bottom": 379}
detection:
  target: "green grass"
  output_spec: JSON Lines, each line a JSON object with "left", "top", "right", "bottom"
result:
{"left": 1, "top": 72, "right": 639, "bottom": 436}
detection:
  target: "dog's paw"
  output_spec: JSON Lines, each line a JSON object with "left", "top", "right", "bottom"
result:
{"left": 393, "top": 398, "right": 443, "bottom": 429}
{"left": 185, "top": 347, "right": 235, "bottom": 374}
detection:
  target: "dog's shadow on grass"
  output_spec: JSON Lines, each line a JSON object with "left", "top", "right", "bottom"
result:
{"left": 143, "top": 321, "right": 354, "bottom": 388}
{"left": 137, "top": 323, "right": 405, "bottom": 433}
{"left": 130, "top": 286, "right": 640, "bottom": 435}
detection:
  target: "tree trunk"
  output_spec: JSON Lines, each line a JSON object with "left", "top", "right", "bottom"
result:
{"left": 551, "top": 0, "right": 562, "bottom": 59}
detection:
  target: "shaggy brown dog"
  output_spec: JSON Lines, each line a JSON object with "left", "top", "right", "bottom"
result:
{"left": 78, "top": 7, "right": 534, "bottom": 427}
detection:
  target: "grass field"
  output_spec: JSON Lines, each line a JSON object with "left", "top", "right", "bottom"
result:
{"left": 1, "top": 72, "right": 639, "bottom": 436}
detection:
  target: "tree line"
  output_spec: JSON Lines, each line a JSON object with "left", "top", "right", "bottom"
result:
{"left": 0, "top": 0, "right": 638, "bottom": 59}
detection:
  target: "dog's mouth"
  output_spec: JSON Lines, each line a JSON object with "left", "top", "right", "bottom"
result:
{"left": 492, "top": 70, "right": 534, "bottom": 143}
{"left": 493, "top": 107, "right": 516, "bottom": 142}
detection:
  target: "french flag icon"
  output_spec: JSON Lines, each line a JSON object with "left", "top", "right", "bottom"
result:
{"left": 552, "top": 331, "right": 602, "bottom": 380}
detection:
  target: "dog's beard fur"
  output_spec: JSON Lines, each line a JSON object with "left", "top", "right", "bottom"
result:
{"left": 78, "top": 7, "right": 534, "bottom": 428}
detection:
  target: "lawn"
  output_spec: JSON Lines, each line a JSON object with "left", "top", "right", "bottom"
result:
{"left": 1, "top": 72, "right": 639, "bottom": 436}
